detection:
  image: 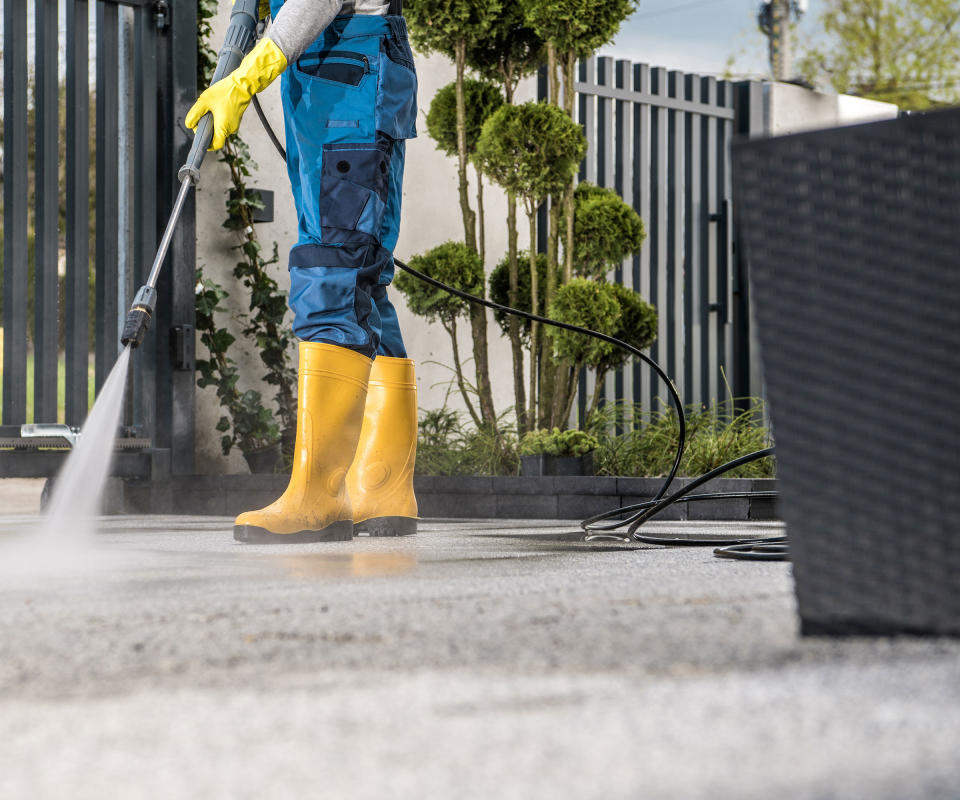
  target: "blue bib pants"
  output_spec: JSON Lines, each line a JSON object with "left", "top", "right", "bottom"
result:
{"left": 269, "top": 6, "right": 417, "bottom": 358}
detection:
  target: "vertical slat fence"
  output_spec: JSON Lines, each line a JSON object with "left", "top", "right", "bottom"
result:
{"left": 3, "top": 0, "right": 29, "bottom": 425}
{"left": 96, "top": 0, "right": 121, "bottom": 392}
{"left": 570, "top": 57, "right": 743, "bottom": 420}
{"left": 0, "top": 0, "right": 196, "bottom": 478}
{"left": 34, "top": 0, "right": 61, "bottom": 423}
{"left": 65, "top": 0, "right": 91, "bottom": 426}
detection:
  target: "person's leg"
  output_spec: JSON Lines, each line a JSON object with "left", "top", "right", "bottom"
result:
{"left": 234, "top": 341, "right": 371, "bottom": 542}
{"left": 235, "top": 20, "right": 387, "bottom": 541}
{"left": 346, "top": 109, "right": 419, "bottom": 536}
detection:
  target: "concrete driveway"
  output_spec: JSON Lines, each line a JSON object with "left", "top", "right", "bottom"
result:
{"left": 1, "top": 515, "right": 958, "bottom": 799}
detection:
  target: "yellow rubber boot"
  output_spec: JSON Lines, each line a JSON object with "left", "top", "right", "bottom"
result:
{"left": 234, "top": 342, "right": 372, "bottom": 543}
{"left": 346, "top": 357, "right": 419, "bottom": 537}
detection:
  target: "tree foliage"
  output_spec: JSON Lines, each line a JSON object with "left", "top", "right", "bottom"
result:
{"left": 195, "top": 274, "right": 280, "bottom": 456}
{"left": 595, "top": 282, "right": 657, "bottom": 375}
{"left": 426, "top": 79, "right": 505, "bottom": 159}
{"left": 548, "top": 279, "right": 657, "bottom": 373}
{"left": 524, "top": 0, "right": 636, "bottom": 57}
{"left": 798, "top": 0, "right": 960, "bottom": 110}
{"left": 519, "top": 427, "right": 598, "bottom": 456}
{"left": 573, "top": 182, "right": 646, "bottom": 280}
{"left": 547, "top": 278, "right": 621, "bottom": 368}
{"left": 394, "top": 241, "right": 485, "bottom": 325}
{"left": 463, "top": 3, "right": 546, "bottom": 99}
{"left": 488, "top": 251, "right": 561, "bottom": 344}
{"left": 474, "top": 101, "right": 587, "bottom": 210}
{"left": 405, "top": 0, "right": 503, "bottom": 57}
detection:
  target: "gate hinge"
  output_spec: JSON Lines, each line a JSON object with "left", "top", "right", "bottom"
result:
{"left": 170, "top": 325, "right": 195, "bottom": 371}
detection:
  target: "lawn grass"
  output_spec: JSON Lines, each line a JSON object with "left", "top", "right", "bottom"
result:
{"left": 0, "top": 347, "right": 97, "bottom": 424}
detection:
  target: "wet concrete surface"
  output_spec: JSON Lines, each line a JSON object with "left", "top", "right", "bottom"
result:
{"left": 0, "top": 515, "right": 958, "bottom": 799}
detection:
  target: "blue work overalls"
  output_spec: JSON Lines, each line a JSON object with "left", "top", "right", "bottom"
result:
{"left": 269, "top": 4, "right": 417, "bottom": 358}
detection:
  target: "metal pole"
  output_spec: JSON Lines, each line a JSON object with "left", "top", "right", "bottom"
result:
{"left": 3, "top": 0, "right": 29, "bottom": 425}
{"left": 769, "top": 0, "right": 793, "bottom": 82}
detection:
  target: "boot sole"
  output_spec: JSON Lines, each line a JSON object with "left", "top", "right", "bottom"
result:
{"left": 233, "top": 519, "right": 354, "bottom": 544}
{"left": 354, "top": 516, "right": 418, "bottom": 537}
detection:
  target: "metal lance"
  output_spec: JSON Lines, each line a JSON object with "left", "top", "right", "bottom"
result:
{"left": 120, "top": 0, "right": 261, "bottom": 348}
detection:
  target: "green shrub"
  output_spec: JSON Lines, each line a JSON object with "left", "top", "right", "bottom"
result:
{"left": 573, "top": 182, "right": 646, "bottom": 280}
{"left": 426, "top": 79, "right": 504, "bottom": 159}
{"left": 519, "top": 427, "right": 599, "bottom": 457}
{"left": 524, "top": 0, "right": 636, "bottom": 59}
{"left": 414, "top": 399, "right": 772, "bottom": 478}
{"left": 548, "top": 278, "right": 621, "bottom": 367}
{"left": 475, "top": 102, "right": 587, "bottom": 207}
{"left": 587, "top": 399, "right": 775, "bottom": 478}
{"left": 393, "top": 241, "right": 484, "bottom": 324}
{"left": 488, "top": 250, "right": 560, "bottom": 344}
{"left": 416, "top": 407, "right": 520, "bottom": 476}
{"left": 463, "top": 3, "right": 544, "bottom": 99}
{"left": 597, "top": 283, "right": 658, "bottom": 373}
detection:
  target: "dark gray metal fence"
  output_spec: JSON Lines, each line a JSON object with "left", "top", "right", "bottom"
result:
{"left": 1, "top": 0, "right": 197, "bottom": 478}
{"left": 570, "top": 56, "right": 762, "bottom": 417}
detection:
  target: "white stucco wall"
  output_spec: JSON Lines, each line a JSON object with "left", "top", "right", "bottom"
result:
{"left": 195, "top": 3, "right": 535, "bottom": 473}
{"left": 764, "top": 81, "right": 899, "bottom": 136}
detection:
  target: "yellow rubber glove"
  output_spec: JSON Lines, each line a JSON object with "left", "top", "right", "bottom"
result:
{"left": 185, "top": 38, "right": 287, "bottom": 151}
{"left": 234, "top": 0, "right": 271, "bottom": 20}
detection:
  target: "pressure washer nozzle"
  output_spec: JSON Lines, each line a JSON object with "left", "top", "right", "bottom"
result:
{"left": 120, "top": 285, "right": 158, "bottom": 349}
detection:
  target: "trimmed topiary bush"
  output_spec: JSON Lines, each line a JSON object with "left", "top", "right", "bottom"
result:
{"left": 547, "top": 278, "right": 621, "bottom": 368}
{"left": 488, "top": 251, "right": 561, "bottom": 344}
{"left": 596, "top": 282, "right": 658, "bottom": 375}
{"left": 394, "top": 242, "right": 487, "bottom": 427}
{"left": 574, "top": 182, "right": 647, "bottom": 280}
{"left": 475, "top": 101, "right": 587, "bottom": 210}
{"left": 426, "top": 79, "right": 505, "bottom": 159}
{"left": 394, "top": 241, "right": 484, "bottom": 325}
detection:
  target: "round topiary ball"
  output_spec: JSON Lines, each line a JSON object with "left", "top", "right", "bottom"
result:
{"left": 475, "top": 101, "right": 587, "bottom": 207}
{"left": 573, "top": 182, "right": 646, "bottom": 279}
{"left": 425, "top": 79, "right": 505, "bottom": 159}
{"left": 547, "top": 278, "right": 621, "bottom": 367}
{"left": 394, "top": 241, "right": 485, "bottom": 325}
{"left": 488, "top": 251, "right": 562, "bottom": 343}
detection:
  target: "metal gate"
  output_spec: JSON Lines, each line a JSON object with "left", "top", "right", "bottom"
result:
{"left": 563, "top": 56, "right": 763, "bottom": 418}
{"left": 1, "top": 0, "right": 197, "bottom": 478}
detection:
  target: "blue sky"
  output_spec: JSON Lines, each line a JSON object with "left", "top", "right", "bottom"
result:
{"left": 606, "top": 0, "right": 823, "bottom": 78}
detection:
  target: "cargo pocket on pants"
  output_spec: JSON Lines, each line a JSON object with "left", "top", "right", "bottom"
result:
{"left": 318, "top": 139, "right": 393, "bottom": 245}
{"left": 376, "top": 35, "right": 417, "bottom": 140}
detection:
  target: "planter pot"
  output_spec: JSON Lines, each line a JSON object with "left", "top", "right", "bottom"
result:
{"left": 735, "top": 109, "right": 960, "bottom": 635}
{"left": 243, "top": 443, "right": 283, "bottom": 475}
{"left": 520, "top": 452, "right": 594, "bottom": 477}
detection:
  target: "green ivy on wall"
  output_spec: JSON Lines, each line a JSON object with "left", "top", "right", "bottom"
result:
{"left": 194, "top": 1, "right": 297, "bottom": 460}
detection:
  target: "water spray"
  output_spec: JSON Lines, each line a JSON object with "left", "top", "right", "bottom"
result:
{"left": 120, "top": 0, "right": 261, "bottom": 349}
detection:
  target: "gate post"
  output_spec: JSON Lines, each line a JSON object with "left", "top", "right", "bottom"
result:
{"left": 733, "top": 81, "right": 766, "bottom": 405}
{"left": 154, "top": 0, "right": 198, "bottom": 476}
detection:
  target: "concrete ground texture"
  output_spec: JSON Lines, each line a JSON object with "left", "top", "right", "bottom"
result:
{"left": 1, "top": 507, "right": 958, "bottom": 799}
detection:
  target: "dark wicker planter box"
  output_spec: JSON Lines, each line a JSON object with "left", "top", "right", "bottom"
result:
{"left": 735, "top": 109, "right": 960, "bottom": 636}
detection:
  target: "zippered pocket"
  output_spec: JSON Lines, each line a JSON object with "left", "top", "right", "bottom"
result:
{"left": 297, "top": 50, "right": 370, "bottom": 87}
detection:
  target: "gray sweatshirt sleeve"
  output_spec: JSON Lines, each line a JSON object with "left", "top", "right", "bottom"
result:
{"left": 267, "top": 0, "right": 345, "bottom": 64}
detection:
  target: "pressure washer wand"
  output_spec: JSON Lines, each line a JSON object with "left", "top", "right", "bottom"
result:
{"left": 121, "top": 0, "right": 261, "bottom": 349}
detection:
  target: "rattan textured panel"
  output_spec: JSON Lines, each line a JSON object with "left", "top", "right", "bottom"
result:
{"left": 733, "top": 109, "right": 960, "bottom": 635}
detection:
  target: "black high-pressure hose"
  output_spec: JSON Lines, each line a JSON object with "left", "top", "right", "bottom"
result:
{"left": 248, "top": 94, "right": 784, "bottom": 561}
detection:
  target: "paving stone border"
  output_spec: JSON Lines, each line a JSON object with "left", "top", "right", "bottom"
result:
{"left": 111, "top": 475, "right": 778, "bottom": 521}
